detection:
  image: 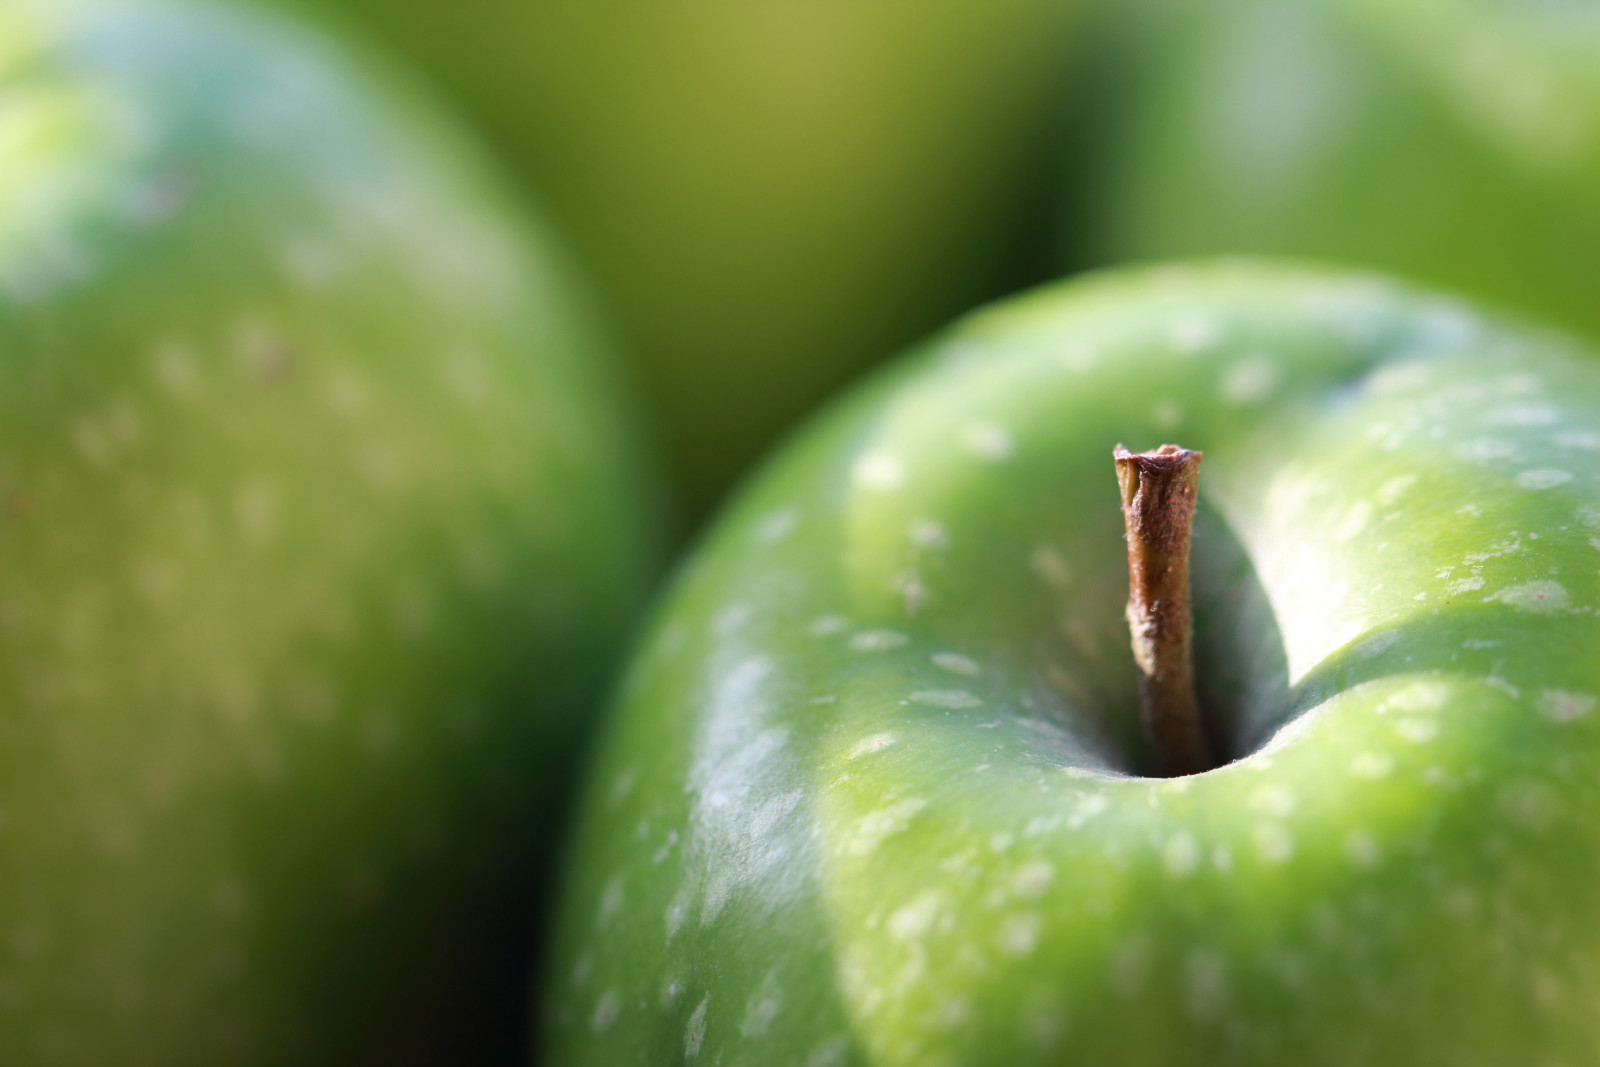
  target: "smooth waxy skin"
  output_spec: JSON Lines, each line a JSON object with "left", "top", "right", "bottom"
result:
{"left": 548, "top": 262, "right": 1600, "bottom": 1065}
{"left": 1079, "top": 0, "right": 1600, "bottom": 346}
{"left": 0, "top": 2, "right": 656, "bottom": 1063}
{"left": 309, "top": 0, "right": 1082, "bottom": 516}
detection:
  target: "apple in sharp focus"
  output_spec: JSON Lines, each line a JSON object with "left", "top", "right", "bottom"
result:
{"left": 1075, "top": 0, "right": 1600, "bottom": 347}
{"left": 545, "top": 260, "right": 1600, "bottom": 1066}
{"left": 310, "top": 0, "right": 1084, "bottom": 516}
{"left": 0, "top": 1, "right": 658, "bottom": 1062}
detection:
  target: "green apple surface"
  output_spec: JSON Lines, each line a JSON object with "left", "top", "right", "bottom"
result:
{"left": 0, "top": 0, "right": 657, "bottom": 1063}
{"left": 546, "top": 260, "right": 1600, "bottom": 1065}
{"left": 304, "top": 0, "right": 1082, "bottom": 516}
{"left": 1076, "top": 0, "right": 1600, "bottom": 346}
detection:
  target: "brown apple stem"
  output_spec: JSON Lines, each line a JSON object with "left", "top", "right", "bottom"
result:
{"left": 1115, "top": 443, "right": 1213, "bottom": 777}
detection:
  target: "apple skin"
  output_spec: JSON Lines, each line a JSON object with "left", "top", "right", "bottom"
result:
{"left": 1075, "top": 0, "right": 1600, "bottom": 347}
{"left": 545, "top": 260, "right": 1600, "bottom": 1066}
{"left": 0, "top": 1, "right": 658, "bottom": 1063}
{"left": 305, "top": 0, "right": 1083, "bottom": 516}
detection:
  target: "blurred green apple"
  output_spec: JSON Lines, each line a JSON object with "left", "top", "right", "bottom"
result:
{"left": 0, "top": 0, "right": 657, "bottom": 1062}
{"left": 1076, "top": 0, "right": 1600, "bottom": 345}
{"left": 307, "top": 0, "right": 1082, "bottom": 516}
{"left": 546, "top": 260, "right": 1600, "bottom": 1065}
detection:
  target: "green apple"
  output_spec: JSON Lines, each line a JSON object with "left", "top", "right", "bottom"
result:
{"left": 301, "top": 0, "right": 1083, "bottom": 516}
{"left": 1075, "top": 0, "right": 1600, "bottom": 347}
{"left": 545, "top": 260, "right": 1600, "bottom": 1065}
{"left": 0, "top": 0, "right": 657, "bottom": 1063}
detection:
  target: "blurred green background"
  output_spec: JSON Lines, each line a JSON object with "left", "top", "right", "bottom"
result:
{"left": 295, "top": 0, "right": 1088, "bottom": 521}
{"left": 1069, "top": 0, "right": 1600, "bottom": 345}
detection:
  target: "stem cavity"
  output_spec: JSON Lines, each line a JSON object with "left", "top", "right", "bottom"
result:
{"left": 1114, "top": 443, "right": 1213, "bottom": 777}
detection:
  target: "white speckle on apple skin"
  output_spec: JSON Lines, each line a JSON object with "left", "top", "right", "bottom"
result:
{"left": 1010, "top": 860, "right": 1055, "bottom": 899}
{"left": 936, "top": 997, "right": 974, "bottom": 1029}
{"left": 909, "top": 690, "right": 982, "bottom": 710}
{"left": 1463, "top": 534, "right": 1526, "bottom": 565}
{"left": 846, "top": 733, "right": 896, "bottom": 761}
{"left": 810, "top": 614, "right": 849, "bottom": 637}
{"left": 1335, "top": 499, "right": 1373, "bottom": 541}
{"left": 590, "top": 990, "right": 620, "bottom": 1033}
{"left": 910, "top": 519, "right": 949, "bottom": 548}
{"left": 887, "top": 892, "right": 944, "bottom": 942}
{"left": 150, "top": 339, "right": 201, "bottom": 396}
{"left": 1486, "top": 580, "right": 1570, "bottom": 613}
{"left": 1029, "top": 546, "right": 1073, "bottom": 592}
{"left": 1458, "top": 437, "right": 1518, "bottom": 462}
{"left": 1253, "top": 823, "right": 1294, "bottom": 865}
{"left": 961, "top": 422, "right": 1015, "bottom": 461}
{"left": 1517, "top": 469, "right": 1573, "bottom": 490}
{"left": 1345, "top": 832, "right": 1380, "bottom": 869}
{"left": 1068, "top": 794, "right": 1110, "bottom": 829}
{"left": 608, "top": 770, "right": 637, "bottom": 808}
{"left": 688, "top": 656, "right": 809, "bottom": 925}
{"left": 1375, "top": 474, "right": 1418, "bottom": 506}
{"left": 1557, "top": 430, "right": 1600, "bottom": 450}
{"left": 1538, "top": 690, "right": 1597, "bottom": 723}
{"left": 665, "top": 890, "right": 689, "bottom": 940}
{"left": 900, "top": 574, "right": 927, "bottom": 616}
{"left": 1493, "top": 403, "right": 1560, "bottom": 428}
{"left": 1350, "top": 753, "right": 1394, "bottom": 778}
{"left": 1220, "top": 358, "right": 1279, "bottom": 405}
{"left": 754, "top": 508, "right": 800, "bottom": 545}
{"left": 850, "top": 629, "right": 909, "bottom": 652}
{"left": 1249, "top": 785, "right": 1296, "bottom": 817}
{"left": 931, "top": 652, "right": 980, "bottom": 677}
{"left": 1164, "top": 834, "right": 1200, "bottom": 878}
{"left": 806, "top": 1036, "right": 851, "bottom": 1066}
{"left": 1387, "top": 680, "right": 1449, "bottom": 713}
{"left": 848, "top": 799, "right": 929, "bottom": 857}
{"left": 684, "top": 995, "right": 709, "bottom": 1059}
{"left": 740, "top": 970, "right": 783, "bottom": 1038}
{"left": 1169, "top": 314, "right": 1223, "bottom": 353}
{"left": 998, "top": 913, "right": 1042, "bottom": 957}
{"left": 651, "top": 831, "right": 679, "bottom": 866}
{"left": 595, "top": 878, "right": 624, "bottom": 929}
{"left": 570, "top": 952, "right": 594, "bottom": 987}
{"left": 1395, "top": 719, "right": 1440, "bottom": 744}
